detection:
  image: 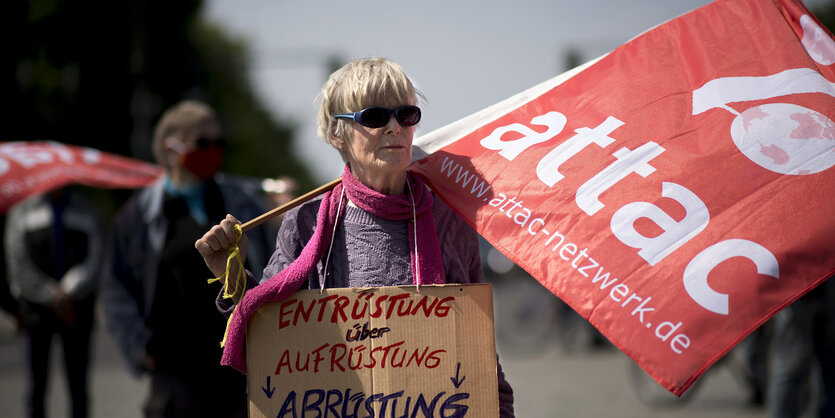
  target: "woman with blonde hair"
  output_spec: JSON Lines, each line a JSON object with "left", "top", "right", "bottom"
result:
{"left": 197, "top": 57, "right": 515, "bottom": 416}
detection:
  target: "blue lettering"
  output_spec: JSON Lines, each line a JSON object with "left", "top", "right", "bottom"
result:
{"left": 342, "top": 389, "right": 364, "bottom": 418}
{"left": 440, "top": 393, "right": 470, "bottom": 418}
{"left": 325, "top": 389, "right": 343, "bottom": 417}
{"left": 345, "top": 322, "right": 392, "bottom": 343}
{"left": 302, "top": 389, "right": 324, "bottom": 417}
{"left": 277, "top": 391, "right": 297, "bottom": 418}
{"left": 272, "top": 388, "right": 471, "bottom": 417}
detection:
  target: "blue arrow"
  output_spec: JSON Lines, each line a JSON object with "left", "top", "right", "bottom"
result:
{"left": 450, "top": 362, "right": 466, "bottom": 388}
{"left": 262, "top": 376, "right": 276, "bottom": 399}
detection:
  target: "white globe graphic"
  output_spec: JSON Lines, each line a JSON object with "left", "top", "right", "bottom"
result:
{"left": 730, "top": 103, "right": 835, "bottom": 175}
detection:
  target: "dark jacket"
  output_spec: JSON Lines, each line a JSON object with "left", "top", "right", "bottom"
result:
{"left": 100, "top": 175, "right": 274, "bottom": 375}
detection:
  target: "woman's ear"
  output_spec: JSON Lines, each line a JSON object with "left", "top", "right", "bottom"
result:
{"left": 330, "top": 134, "right": 343, "bottom": 150}
{"left": 329, "top": 120, "right": 344, "bottom": 150}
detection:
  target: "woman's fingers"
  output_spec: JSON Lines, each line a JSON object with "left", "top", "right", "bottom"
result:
{"left": 194, "top": 234, "right": 214, "bottom": 256}
{"left": 219, "top": 216, "right": 239, "bottom": 246}
{"left": 196, "top": 214, "right": 242, "bottom": 254}
{"left": 195, "top": 214, "right": 246, "bottom": 279}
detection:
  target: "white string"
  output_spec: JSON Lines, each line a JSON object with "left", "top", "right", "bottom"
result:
{"left": 406, "top": 176, "right": 419, "bottom": 291}
{"left": 322, "top": 186, "right": 345, "bottom": 293}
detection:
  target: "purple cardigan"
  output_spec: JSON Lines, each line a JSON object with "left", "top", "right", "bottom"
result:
{"left": 219, "top": 195, "right": 515, "bottom": 416}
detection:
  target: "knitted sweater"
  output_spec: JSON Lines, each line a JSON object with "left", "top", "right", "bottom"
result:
{"left": 220, "top": 195, "right": 515, "bottom": 416}
{"left": 269, "top": 195, "right": 483, "bottom": 288}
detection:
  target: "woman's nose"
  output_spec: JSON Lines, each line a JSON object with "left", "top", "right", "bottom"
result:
{"left": 384, "top": 117, "right": 401, "bottom": 134}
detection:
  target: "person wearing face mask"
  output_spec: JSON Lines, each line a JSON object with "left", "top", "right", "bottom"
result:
{"left": 100, "top": 100, "right": 275, "bottom": 418}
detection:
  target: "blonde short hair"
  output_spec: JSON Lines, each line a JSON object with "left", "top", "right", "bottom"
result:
{"left": 315, "top": 57, "right": 424, "bottom": 153}
{"left": 152, "top": 100, "right": 220, "bottom": 166}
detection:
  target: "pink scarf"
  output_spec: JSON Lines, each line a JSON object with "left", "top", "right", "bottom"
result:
{"left": 220, "top": 165, "right": 445, "bottom": 372}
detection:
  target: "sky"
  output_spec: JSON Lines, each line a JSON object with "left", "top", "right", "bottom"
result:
{"left": 205, "top": 0, "right": 828, "bottom": 184}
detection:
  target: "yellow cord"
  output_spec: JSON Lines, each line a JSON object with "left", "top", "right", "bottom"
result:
{"left": 207, "top": 223, "right": 246, "bottom": 347}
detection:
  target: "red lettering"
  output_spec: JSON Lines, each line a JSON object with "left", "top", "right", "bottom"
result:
{"left": 425, "top": 349, "right": 446, "bottom": 369}
{"left": 294, "top": 351, "right": 309, "bottom": 372}
{"left": 377, "top": 341, "right": 405, "bottom": 368}
{"left": 386, "top": 294, "right": 410, "bottom": 319}
{"left": 274, "top": 350, "right": 292, "bottom": 374}
{"left": 278, "top": 299, "right": 298, "bottom": 330}
{"left": 331, "top": 296, "right": 350, "bottom": 323}
{"left": 435, "top": 297, "right": 454, "bottom": 317}
{"left": 348, "top": 346, "right": 365, "bottom": 371}
{"left": 330, "top": 343, "right": 347, "bottom": 372}
{"left": 390, "top": 345, "right": 405, "bottom": 367}
{"left": 316, "top": 295, "right": 339, "bottom": 322}
{"left": 311, "top": 343, "right": 329, "bottom": 373}
{"left": 405, "top": 346, "right": 429, "bottom": 367}
{"left": 371, "top": 295, "right": 388, "bottom": 318}
{"left": 293, "top": 299, "right": 316, "bottom": 326}
{"left": 351, "top": 295, "right": 368, "bottom": 320}
{"left": 364, "top": 346, "right": 379, "bottom": 369}
{"left": 411, "top": 296, "right": 439, "bottom": 317}
{"left": 396, "top": 298, "right": 414, "bottom": 317}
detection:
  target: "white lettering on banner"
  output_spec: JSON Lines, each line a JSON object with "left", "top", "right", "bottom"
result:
{"left": 0, "top": 143, "right": 58, "bottom": 169}
{"left": 441, "top": 156, "right": 697, "bottom": 353}
{"left": 527, "top": 218, "right": 545, "bottom": 235}
{"left": 475, "top": 113, "right": 781, "bottom": 316}
{"left": 489, "top": 186, "right": 689, "bottom": 353}
{"left": 0, "top": 142, "right": 94, "bottom": 178}
{"left": 691, "top": 68, "right": 835, "bottom": 116}
{"left": 437, "top": 150, "right": 706, "bottom": 353}
{"left": 82, "top": 148, "right": 101, "bottom": 164}
{"left": 479, "top": 111, "right": 567, "bottom": 160}
{"left": 683, "top": 239, "right": 780, "bottom": 315}
{"left": 45, "top": 142, "right": 76, "bottom": 163}
{"left": 438, "top": 157, "right": 492, "bottom": 199}
{"left": 576, "top": 142, "right": 665, "bottom": 215}
{"left": 611, "top": 182, "right": 710, "bottom": 266}
{"left": 538, "top": 117, "right": 623, "bottom": 186}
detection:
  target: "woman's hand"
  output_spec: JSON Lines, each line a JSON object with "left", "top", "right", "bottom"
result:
{"left": 195, "top": 214, "right": 248, "bottom": 282}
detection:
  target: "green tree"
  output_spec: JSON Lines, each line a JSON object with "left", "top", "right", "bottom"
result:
{"left": 191, "top": 20, "right": 311, "bottom": 185}
{"left": 3, "top": 0, "right": 313, "bottom": 192}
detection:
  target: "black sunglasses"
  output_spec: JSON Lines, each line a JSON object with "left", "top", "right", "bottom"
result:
{"left": 195, "top": 138, "right": 227, "bottom": 150}
{"left": 334, "top": 106, "right": 421, "bottom": 129}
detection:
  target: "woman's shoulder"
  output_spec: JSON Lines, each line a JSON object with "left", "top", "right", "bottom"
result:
{"left": 431, "top": 194, "right": 477, "bottom": 242}
{"left": 286, "top": 195, "right": 323, "bottom": 223}
{"left": 281, "top": 196, "right": 322, "bottom": 233}
{"left": 431, "top": 195, "right": 468, "bottom": 228}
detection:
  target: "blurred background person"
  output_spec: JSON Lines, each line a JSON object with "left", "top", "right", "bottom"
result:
{"left": 0, "top": 214, "right": 22, "bottom": 328}
{"left": 99, "top": 100, "right": 275, "bottom": 418}
{"left": 768, "top": 277, "right": 835, "bottom": 418}
{"left": 4, "top": 186, "right": 104, "bottom": 418}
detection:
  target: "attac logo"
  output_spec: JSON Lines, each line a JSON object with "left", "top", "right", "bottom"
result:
{"left": 411, "top": 0, "right": 835, "bottom": 395}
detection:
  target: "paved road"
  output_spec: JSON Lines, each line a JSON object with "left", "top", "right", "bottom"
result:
{"left": 0, "top": 288, "right": 767, "bottom": 418}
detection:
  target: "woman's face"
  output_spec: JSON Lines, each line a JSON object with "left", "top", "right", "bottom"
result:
{"left": 340, "top": 108, "right": 414, "bottom": 183}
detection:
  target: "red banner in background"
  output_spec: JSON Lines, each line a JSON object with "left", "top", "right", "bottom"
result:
{"left": 411, "top": 0, "right": 835, "bottom": 395}
{"left": 0, "top": 141, "right": 163, "bottom": 213}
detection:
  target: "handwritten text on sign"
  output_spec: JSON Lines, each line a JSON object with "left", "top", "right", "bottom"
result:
{"left": 245, "top": 284, "right": 498, "bottom": 418}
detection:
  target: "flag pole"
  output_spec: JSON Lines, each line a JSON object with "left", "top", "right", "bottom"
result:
{"left": 241, "top": 178, "right": 342, "bottom": 232}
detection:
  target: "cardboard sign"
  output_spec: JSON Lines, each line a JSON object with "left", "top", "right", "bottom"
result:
{"left": 246, "top": 284, "right": 498, "bottom": 418}
{"left": 410, "top": 0, "right": 835, "bottom": 395}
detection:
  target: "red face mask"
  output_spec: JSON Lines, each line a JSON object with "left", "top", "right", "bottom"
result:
{"left": 180, "top": 146, "right": 224, "bottom": 180}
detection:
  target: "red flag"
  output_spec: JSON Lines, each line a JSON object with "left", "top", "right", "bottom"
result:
{"left": 411, "top": 0, "right": 835, "bottom": 395}
{"left": 0, "top": 141, "right": 163, "bottom": 213}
